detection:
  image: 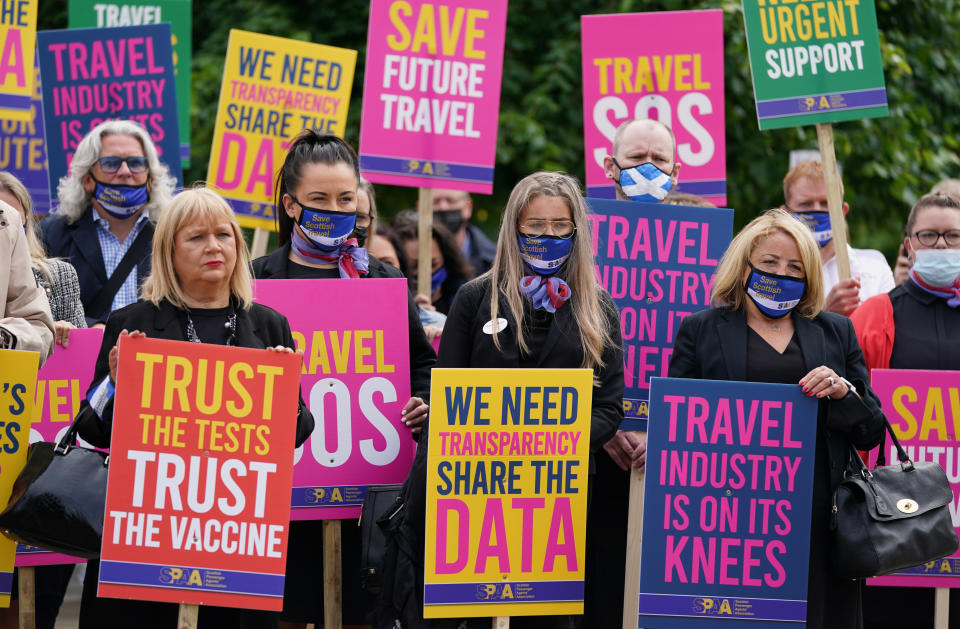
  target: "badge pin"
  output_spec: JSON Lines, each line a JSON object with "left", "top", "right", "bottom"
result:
{"left": 482, "top": 318, "right": 508, "bottom": 335}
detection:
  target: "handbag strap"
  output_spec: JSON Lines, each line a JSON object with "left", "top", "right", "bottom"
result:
{"left": 875, "top": 415, "right": 913, "bottom": 469}
{"left": 86, "top": 224, "right": 153, "bottom": 320}
{"left": 55, "top": 412, "right": 86, "bottom": 453}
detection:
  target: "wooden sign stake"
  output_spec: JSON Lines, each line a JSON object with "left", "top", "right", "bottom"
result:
{"left": 177, "top": 603, "right": 199, "bottom": 629}
{"left": 935, "top": 587, "right": 949, "bottom": 629}
{"left": 18, "top": 566, "right": 36, "bottom": 629}
{"left": 251, "top": 227, "right": 270, "bottom": 259}
{"left": 622, "top": 468, "right": 646, "bottom": 629}
{"left": 323, "top": 520, "right": 343, "bottom": 629}
{"left": 493, "top": 616, "right": 510, "bottom": 628}
{"left": 417, "top": 188, "right": 434, "bottom": 298}
{"left": 815, "top": 123, "right": 851, "bottom": 280}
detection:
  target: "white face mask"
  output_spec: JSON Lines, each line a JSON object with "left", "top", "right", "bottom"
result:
{"left": 913, "top": 249, "right": 960, "bottom": 288}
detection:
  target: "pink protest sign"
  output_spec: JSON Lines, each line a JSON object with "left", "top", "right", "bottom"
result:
{"left": 581, "top": 10, "right": 726, "bottom": 206}
{"left": 358, "top": 0, "right": 508, "bottom": 193}
{"left": 254, "top": 279, "right": 414, "bottom": 520}
{"left": 868, "top": 369, "right": 960, "bottom": 588}
{"left": 16, "top": 327, "right": 102, "bottom": 567}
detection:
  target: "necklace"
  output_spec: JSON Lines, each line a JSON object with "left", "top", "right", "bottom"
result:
{"left": 185, "top": 308, "right": 238, "bottom": 346}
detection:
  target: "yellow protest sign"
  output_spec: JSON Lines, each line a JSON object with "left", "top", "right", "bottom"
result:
{"left": 0, "top": 349, "right": 39, "bottom": 606}
{"left": 424, "top": 369, "right": 593, "bottom": 618}
{"left": 0, "top": 0, "right": 38, "bottom": 122}
{"left": 207, "top": 29, "right": 357, "bottom": 230}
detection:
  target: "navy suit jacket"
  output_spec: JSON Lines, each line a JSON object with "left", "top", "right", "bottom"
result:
{"left": 40, "top": 210, "right": 153, "bottom": 326}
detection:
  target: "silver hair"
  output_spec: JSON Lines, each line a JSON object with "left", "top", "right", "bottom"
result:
{"left": 55, "top": 120, "right": 177, "bottom": 224}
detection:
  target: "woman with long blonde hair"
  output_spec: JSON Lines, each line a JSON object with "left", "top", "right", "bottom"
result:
{"left": 389, "top": 171, "right": 625, "bottom": 628}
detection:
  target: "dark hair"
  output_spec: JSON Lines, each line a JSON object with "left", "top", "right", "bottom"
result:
{"left": 905, "top": 192, "right": 960, "bottom": 236}
{"left": 274, "top": 130, "right": 361, "bottom": 245}
{"left": 374, "top": 223, "right": 411, "bottom": 275}
{"left": 393, "top": 219, "right": 475, "bottom": 297}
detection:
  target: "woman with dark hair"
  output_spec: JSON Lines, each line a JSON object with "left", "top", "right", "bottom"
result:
{"left": 394, "top": 220, "right": 474, "bottom": 315}
{"left": 251, "top": 130, "right": 436, "bottom": 628}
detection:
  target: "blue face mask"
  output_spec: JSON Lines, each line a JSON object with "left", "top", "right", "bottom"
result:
{"left": 92, "top": 177, "right": 148, "bottom": 218}
{"left": 792, "top": 211, "right": 833, "bottom": 247}
{"left": 614, "top": 158, "right": 673, "bottom": 203}
{"left": 430, "top": 267, "right": 447, "bottom": 293}
{"left": 744, "top": 264, "right": 806, "bottom": 319}
{"left": 517, "top": 234, "right": 573, "bottom": 275}
{"left": 913, "top": 249, "right": 960, "bottom": 288}
{"left": 296, "top": 200, "right": 357, "bottom": 252}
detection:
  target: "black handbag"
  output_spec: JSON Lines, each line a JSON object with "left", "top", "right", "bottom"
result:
{"left": 359, "top": 484, "right": 402, "bottom": 595}
{"left": 830, "top": 417, "right": 959, "bottom": 579}
{"left": 0, "top": 415, "right": 108, "bottom": 558}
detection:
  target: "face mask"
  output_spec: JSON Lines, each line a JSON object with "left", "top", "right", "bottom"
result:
{"left": 435, "top": 209, "right": 465, "bottom": 234}
{"left": 296, "top": 200, "right": 357, "bottom": 252}
{"left": 744, "top": 264, "right": 806, "bottom": 319}
{"left": 792, "top": 211, "right": 833, "bottom": 247}
{"left": 353, "top": 224, "right": 369, "bottom": 248}
{"left": 430, "top": 267, "right": 447, "bottom": 293}
{"left": 913, "top": 249, "right": 960, "bottom": 288}
{"left": 614, "top": 158, "right": 673, "bottom": 203}
{"left": 517, "top": 234, "right": 573, "bottom": 276}
{"left": 92, "top": 177, "right": 148, "bottom": 218}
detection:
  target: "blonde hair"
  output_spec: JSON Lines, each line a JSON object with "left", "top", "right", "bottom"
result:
{"left": 489, "top": 171, "right": 615, "bottom": 370}
{"left": 782, "top": 160, "right": 844, "bottom": 202}
{"left": 711, "top": 208, "right": 824, "bottom": 319}
{"left": 0, "top": 171, "right": 50, "bottom": 278}
{"left": 56, "top": 120, "right": 177, "bottom": 225}
{"left": 142, "top": 186, "right": 253, "bottom": 310}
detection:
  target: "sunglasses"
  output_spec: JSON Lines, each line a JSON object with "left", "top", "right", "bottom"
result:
{"left": 96, "top": 156, "right": 148, "bottom": 174}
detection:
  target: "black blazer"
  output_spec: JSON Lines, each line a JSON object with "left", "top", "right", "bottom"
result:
{"left": 438, "top": 275, "right": 625, "bottom": 452}
{"left": 669, "top": 307, "right": 885, "bottom": 487}
{"left": 252, "top": 243, "right": 437, "bottom": 400}
{"left": 75, "top": 299, "right": 315, "bottom": 448}
{"left": 40, "top": 210, "right": 153, "bottom": 326}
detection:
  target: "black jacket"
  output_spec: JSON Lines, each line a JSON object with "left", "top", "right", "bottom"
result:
{"left": 252, "top": 243, "right": 437, "bottom": 400}
{"left": 668, "top": 307, "right": 885, "bottom": 487}
{"left": 40, "top": 210, "right": 153, "bottom": 326}
{"left": 75, "top": 298, "right": 315, "bottom": 448}
{"left": 438, "top": 274, "right": 624, "bottom": 452}
{"left": 464, "top": 223, "right": 496, "bottom": 276}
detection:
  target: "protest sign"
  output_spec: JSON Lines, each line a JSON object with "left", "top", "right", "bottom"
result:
{"left": 15, "top": 328, "right": 102, "bottom": 567}
{"left": 581, "top": 10, "right": 726, "bottom": 205}
{"left": 1, "top": 56, "right": 50, "bottom": 214}
{"left": 254, "top": 278, "right": 413, "bottom": 520}
{"left": 207, "top": 30, "right": 357, "bottom": 230}
{"left": 68, "top": 0, "right": 192, "bottom": 167}
{"left": 358, "top": 0, "right": 508, "bottom": 194}
{"left": 588, "top": 198, "right": 733, "bottom": 430}
{"left": 36, "top": 23, "right": 183, "bottom": 205}
{"left": 868, "top": 369, "right": 960, "bottom": 588}
{"left": 638, "top": 377, "right": 818, "bottom": 628}
{"left": 0, "top": 349, "right": 40, "bottom": 607}
{"left": 423, "top": 368, "right": 593, "bottom": 618}
{"left": 0, "top": 0, "right": 37, "bottom": 121}
{"left": 742, "top": 0, "right": 887, "bottom": 131}
{"left": 98, "top": 336, "right": 301, "bottom": 610}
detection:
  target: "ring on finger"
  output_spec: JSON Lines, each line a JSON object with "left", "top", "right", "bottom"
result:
{"left": 828, "top": 376, "right": 835, "bottom": 387}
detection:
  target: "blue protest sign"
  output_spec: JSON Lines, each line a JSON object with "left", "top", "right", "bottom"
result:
{"left": 2, "top": 54, "right": 50, "bottom": 214}
{"left": 587, "top": 199, "right": 733, "bottom": 430}
{"left": 638, "top": 377, "right": 818, "bottom": 628}
{"left": 36, "top": 23, "right": 182, "bottom": 206}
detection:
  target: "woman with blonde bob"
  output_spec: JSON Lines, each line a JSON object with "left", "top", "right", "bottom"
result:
{"left": 669, "top": 208, "right": 885, "bottom": 629}
{"left": 73, "top": 186, "right": 313, "bottom": 629}
{"left": 391, "top": 171, "right": 624, "bottom": 629}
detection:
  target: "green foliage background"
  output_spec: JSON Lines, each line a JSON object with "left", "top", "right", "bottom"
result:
{"left": 37, "top": 0, "right": 960, "bottom": 262}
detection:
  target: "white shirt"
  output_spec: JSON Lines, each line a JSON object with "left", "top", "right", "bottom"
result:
{"left": 822, "top": 245, "right": 895, "bottom": 302}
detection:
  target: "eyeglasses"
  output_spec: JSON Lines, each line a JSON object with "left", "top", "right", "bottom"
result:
{"left": 96, "top": 156, "right": 148, "bottom": 174}
{"left": 912, "top": 230, "right": 960, "bottom": 247}
{"left": 518, "top": 219, "right": 576, "bottom": 239}
{"left": 355, "top": 212, "right": 372, "bottom": 228}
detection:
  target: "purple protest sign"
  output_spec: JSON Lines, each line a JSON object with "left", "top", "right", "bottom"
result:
{"left": 16, "top": 328, "right": 102, "bottom": 567}
{"left": 868, "top": 369, "right": 960, "bottom": 588}
{"left": 36, "top": 23, "right": 183, "bottom": 206}
{"left": 254, "top": 279, "right": 414, "bottom": 520}
{"left": 581, "top": 10, "right": 726, "bottom": 205}
{"left": 359, "top": 0, "right": 508, "bottom": 193}
{"left": 1, "top": 54, "right": 50, "bottom": 214}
